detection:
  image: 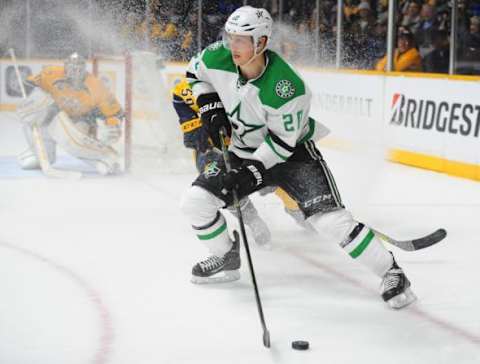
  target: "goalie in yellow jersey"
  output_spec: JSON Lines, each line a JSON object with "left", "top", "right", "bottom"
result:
{"left": 172, "top": 78, "right": 312, "bottom": 244}
{"left": 17, "top": 53, "right": 123, "bottom": 175}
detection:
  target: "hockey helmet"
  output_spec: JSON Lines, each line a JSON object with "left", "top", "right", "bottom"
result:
{"left": 65, "top": 52, "right": 87, "bottom": 89}
{"left": 224, "top": 6, "right": 273, "bottom": 52}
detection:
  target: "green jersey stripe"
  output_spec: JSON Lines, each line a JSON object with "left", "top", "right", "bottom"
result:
{"left": 265, "top": 134, "right": 289, "bottom": 161}
{"left": 197, "top": 223, "right": 227, "bottom": 240}
{"left": 349, "top": 229, "right": 374, "bottom": 258}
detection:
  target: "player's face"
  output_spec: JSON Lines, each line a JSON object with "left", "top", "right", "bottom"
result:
{"left": 225, "top": 34, "right": 255, "bottom": 66}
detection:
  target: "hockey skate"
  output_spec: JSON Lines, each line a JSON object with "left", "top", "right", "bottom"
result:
{"left": 381, "top": 256, "right": 417, "bottom": 309}
{"left": 191, "top": 234, "right": 241, "bottom": 284}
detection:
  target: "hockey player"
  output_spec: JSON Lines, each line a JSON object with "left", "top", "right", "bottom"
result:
{"left": 172, "top": 77, "right": 271, "bottom": 248}
{"left": 180, "top": 6, "right": 416, "bottom": 309}
{"left": 17, "top": 53, "right": 123, "bottom": 175}
{"left": 172, "top": 77, "right": 313, "bottom": 234}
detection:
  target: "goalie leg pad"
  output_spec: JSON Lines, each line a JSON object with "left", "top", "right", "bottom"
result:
{"left": 48, "top": 111, "right": 120, "bottom": 174}
{"left": 18, "top": 124, "right": 56, "bottom": 169}
{"left": 180, "top": 185, "right": 231, "bottom": 257}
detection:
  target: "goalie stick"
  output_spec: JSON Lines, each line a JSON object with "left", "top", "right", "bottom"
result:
{"left": 373, "top": 228, "right": 447, "bottom": 252}
{"left": 9, "top": 48, "right": 82, "bottom": 180}
{"left": 219, "top": 128, "right": 271, "bottom": 349}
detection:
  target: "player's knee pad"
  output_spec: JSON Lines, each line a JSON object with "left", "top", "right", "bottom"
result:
{"left": 308, "top": 208, "right": 356, "bottom": 243}
{"left": 181, "top": 186, "right": 231, "bottom": 256}
{"left": 180, "top": 185, "right": 225, "bottom": 227}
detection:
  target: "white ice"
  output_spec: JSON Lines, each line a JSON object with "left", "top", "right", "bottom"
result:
{"left": 0, "top": 112, "right": 479, "bottom": 364}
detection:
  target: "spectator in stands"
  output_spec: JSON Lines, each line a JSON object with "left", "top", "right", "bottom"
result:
{"left": 350, "top": 2, "right": 377, "bottom": 68}
{"left": 375, "top": 28, "right": 423, "bottom": 71}
{"left": 401, "top": 1, "right": 423, "bottom": 34}
{"left": 416, "top": 3, "right": 439, "bottom": 55}
{"left": 465, "top": 16, "right": 480, "bottom": 50}
{"left": 422, "top": 30, "right": 450, "bottom": 73}
{"left": 376, "top": 0, "right": 389, "bottom": 26}
{"left": 365, "top": 19, "right": 388, "bottom": 69}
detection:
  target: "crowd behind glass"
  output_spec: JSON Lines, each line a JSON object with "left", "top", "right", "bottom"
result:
{"left": 1, "top": 0, "right": 479, "bottom": 75}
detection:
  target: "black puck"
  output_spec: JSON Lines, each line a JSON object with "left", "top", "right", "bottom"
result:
{"left": 292, "top": 340, "right": 309, "bottom": 350}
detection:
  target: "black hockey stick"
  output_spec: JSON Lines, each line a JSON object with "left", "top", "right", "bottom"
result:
{"left": 373, "top": 228, "right": 447, "bottom": 251}
{"left": 219, "top": 128, "right": 271, "bottom": 348}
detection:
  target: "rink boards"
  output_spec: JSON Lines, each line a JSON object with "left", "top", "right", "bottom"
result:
{"left": 1, "top": 58, "right": 479, "bottom": 181}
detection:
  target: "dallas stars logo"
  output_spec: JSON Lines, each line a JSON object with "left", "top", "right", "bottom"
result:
{"left": 275, "top": 80, "right": 296, "bottom": 99}
{"left": 256, "top": 10, "right": 264, "bottom": 18}
{"left": 227, "top": 103, "right": 263, "bottom": 144}
{"left": 203, "top": 161, "right": 221, "bottom": 179}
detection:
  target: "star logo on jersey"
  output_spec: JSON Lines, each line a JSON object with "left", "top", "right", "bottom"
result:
{"left": 203, "top": 161, "right": 221, "bottom": 179}
{"left": 227, "top": 103, "right": 264, "bottom": 143}
{"left": 256, "top": 10, "right": 264, "bottom": 18}
{"left": 275, "top": 80, "right": 296, "bottom": 99}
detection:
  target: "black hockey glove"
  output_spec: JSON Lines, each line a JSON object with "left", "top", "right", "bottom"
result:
{"left": 197, "top": 93, "right": 231, "bottom": 149}
{"left": 181, "top": 118, "right": 209, "bottom": 153}
{"left": 222, "top": 160, "right": 267, "bottom": 196}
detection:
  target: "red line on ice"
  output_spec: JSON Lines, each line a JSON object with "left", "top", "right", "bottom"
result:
{"left": 0, "top": 241, "right": 114, "bottom": 364}
{"left": 290, "top": 249, "right": 480, "bottom": 346}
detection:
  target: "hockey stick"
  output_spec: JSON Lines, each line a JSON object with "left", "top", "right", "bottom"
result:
{"left": 219, "top": 128, "right": 271, "bottom": 348}
{"left": 373, "top": 227, "right": 447, "bottom": 252}
{"left": 8, "top": 48, "right": 82, "bottom": 180}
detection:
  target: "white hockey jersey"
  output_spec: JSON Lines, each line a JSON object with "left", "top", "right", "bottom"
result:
{"left": 187, "top": 42, "right": 329, "bottom": 169}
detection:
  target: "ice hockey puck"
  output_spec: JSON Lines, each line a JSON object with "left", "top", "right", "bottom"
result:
{"left": 291, "top": 340, "right": 309, "bottom": 350}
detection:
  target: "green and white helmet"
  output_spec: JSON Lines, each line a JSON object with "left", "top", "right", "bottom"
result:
{"left": 224, "top": 6, "right": 273, "bottom": 51}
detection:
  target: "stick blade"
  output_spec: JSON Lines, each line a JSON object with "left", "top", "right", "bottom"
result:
{"left": 263, "top": 330, "right": 271, "bottom": 348}
{"left": 411, "top": 228, "right": 447, "bottom": 250}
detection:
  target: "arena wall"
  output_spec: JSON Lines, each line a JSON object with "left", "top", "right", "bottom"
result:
{"left": 1, "top": 58, "right": 479, "bottom": 181}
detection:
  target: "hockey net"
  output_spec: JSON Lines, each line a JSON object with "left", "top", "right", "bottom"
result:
{"left": 92, "top": 52, "right": 194, "bottom": 174}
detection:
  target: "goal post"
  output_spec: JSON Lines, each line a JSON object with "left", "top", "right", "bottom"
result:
{"left": 92, "top": 52, "right": 192, "bottom": 174}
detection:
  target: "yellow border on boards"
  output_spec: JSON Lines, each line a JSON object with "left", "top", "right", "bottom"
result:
{"left": 389, "top": 149, "right": 480, "bottom": 181}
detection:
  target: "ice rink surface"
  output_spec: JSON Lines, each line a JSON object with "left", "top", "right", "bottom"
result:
{"left": 1, "top": 115, "right": 479, "bottom": 364}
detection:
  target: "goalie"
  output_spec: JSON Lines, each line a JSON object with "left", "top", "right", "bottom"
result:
{"left": 17, "top": 53, "right": 123, "bottom": 175}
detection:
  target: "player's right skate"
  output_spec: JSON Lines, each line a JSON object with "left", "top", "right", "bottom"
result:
{"left": 191, "top": 233, "right": 241, "bottom": 284}
{"left": 381, "top": 256, "right": 417, "bottom": 309}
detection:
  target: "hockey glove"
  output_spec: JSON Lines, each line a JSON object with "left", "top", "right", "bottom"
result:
{"left": 197, "top": 93, "right": 231, "bottom": 149}
{"left": 181, "top": 117, "right": 209, "bottom": 153}
{"left": 222, "top": 160, "right": 267, "bottom": 196}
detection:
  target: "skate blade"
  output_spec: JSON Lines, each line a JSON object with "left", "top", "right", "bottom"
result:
{"left": 191, "top": 270, "right": 240, "bottom": 284}
{"left": 387, "top": 287, "right": 417, "bottom": 309}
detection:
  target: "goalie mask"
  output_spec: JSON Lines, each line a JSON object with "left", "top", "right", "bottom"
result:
{"left": 223, "top": 6, "right": 272, "bottom": 62}
{"left": 65, "top": 53, "right": 87, "bottom": 89}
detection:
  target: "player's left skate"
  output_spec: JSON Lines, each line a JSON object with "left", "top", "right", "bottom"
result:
{"left": 381, "top": 255, "right": 417, "bottom": 309}
{"left": 191, "top": 235, "right": 241, "bottom": 284}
